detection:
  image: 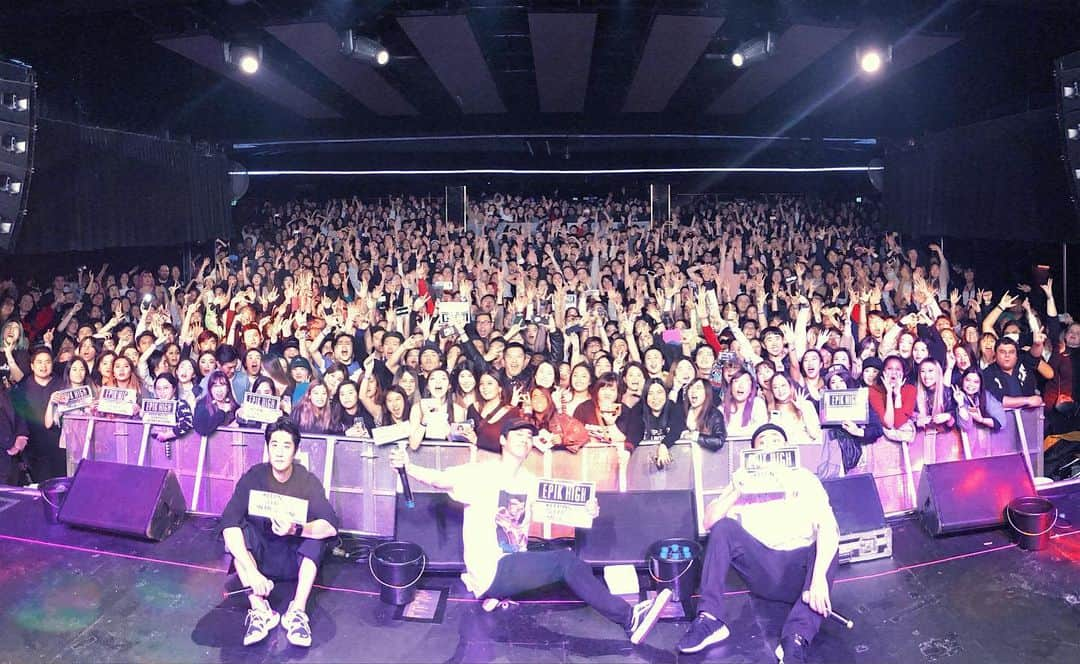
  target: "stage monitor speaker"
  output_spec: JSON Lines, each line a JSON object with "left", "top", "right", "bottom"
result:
{"left": 649, "top": 183, "right": 670, "bottom": 226}
{"left": 822, "top": 473, "right": 886, "bottom": 535}
{"left": 916, "top": 454, "right": 1035, "bottom": 536}
{"left": 1054, "top": 50, "right": 1080, "bottom": 224}
{"left": 445, "top": 185, "right": 466, "bottom": 230}
{"left": 575, "top": 490, "right": 696, "bottom": 566}
{"left": 395, "top": 493, "right": 465, "bottom": 571}
{"left": 0, "top": 60, "right": 37, "bottom": 251}
{"left": 59, "top": 460, "right": 187, "bottom": 541}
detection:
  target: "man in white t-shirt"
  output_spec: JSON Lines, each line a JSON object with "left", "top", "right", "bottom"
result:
{"left": 390, "top": 417, "right": 671, "bottom": 645}
{"left": 677, "top": 424, "right": 840, "bottom": 664}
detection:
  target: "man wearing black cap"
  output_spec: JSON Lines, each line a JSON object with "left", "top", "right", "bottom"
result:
{"left": 390, "top": 416, "right": 671, "bottom": 645}
{"left": 677, "top": 423, "right": 839, "bottom": 663}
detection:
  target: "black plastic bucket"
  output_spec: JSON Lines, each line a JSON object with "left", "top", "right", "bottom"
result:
{"left": 40, "top": 477, "right": 72, "bottom": 524}
{"left": 647, "top": 537, "right": 702, "bottom": 604}
{"left": 1006, "top": 496, "right": 1057, "bottom": 551}
{"left": 369, "top": 541, "right": 426, "bottom": 605}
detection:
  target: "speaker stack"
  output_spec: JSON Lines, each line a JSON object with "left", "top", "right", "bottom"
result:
{"left": 1055, "top": 50, "right": 1080, "bottom": 224}
{"left": 0, "top": 60, "right": 35, "bottom": 251}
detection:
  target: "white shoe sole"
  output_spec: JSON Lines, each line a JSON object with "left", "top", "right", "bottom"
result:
{"left": 630, "top": 588, "right": 672, "bottom": 645}
{"left": 678, "top": 623, "right": 731, "bottom": 653}
{"left": 242, "top": 612, "right": 280, "bottom": 646}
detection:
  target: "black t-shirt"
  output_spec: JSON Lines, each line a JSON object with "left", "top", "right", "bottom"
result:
{"left": 983, "top": 356, "right": 1039, "bottom": 402}
{"left": 220, "top": 462, "right": 340, "bottom": 535}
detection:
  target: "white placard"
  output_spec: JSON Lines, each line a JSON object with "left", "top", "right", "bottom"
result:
{"left": 97, "top": 387, "right": 138, "bottom": 416}
{"left": 372, "top": 421, "right": 411, "bottom": 446}
{"left": 435, "top": 300, "right": 471, "bottom": 329}
{"left": 55, "top": 386, "right": 94, "bottom": 413}
{"left": 242, "top": 392, "right": 283, "bottom": 424}
{"left": 820, "top": 388, "right": 869, "bottom": 425}
{"left": 531, "top": 479, "right": 595, "bottom": 529}
{"left": 247, "top": 489, "right": 309, "bottom": 524}
{"left": 141, "top": 399, "right": 178, "bottom": 426}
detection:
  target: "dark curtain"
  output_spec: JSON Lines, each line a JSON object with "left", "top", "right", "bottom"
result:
{"left": 884, "top": 109, "right": 1079, "bottom": 242}
{"left": 17, "top": 119, "right": 231, "bottom": 253}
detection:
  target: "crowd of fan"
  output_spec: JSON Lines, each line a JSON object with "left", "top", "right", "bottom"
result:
{"left": 2, "top": 191, "right": 1078, "bottom": 486}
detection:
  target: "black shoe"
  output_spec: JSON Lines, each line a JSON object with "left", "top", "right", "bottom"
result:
{"left": 775, "top": 633, "right": 810, "bottom": 663}
{"left": 676, "top": 612, "right": 730, "bottom": 654}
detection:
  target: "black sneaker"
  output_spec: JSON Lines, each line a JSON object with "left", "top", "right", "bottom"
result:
{"left": 775, "top": 633, "right": 810, "bottom": 663}
{"left": 627, "top": 588, "right": 672, "bottom": 644}
{"left": 677, "top": 611, "right": 730, "bottom": 654}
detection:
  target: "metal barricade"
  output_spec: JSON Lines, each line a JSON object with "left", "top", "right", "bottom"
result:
{"left": 60, "top": 407, "right": 1047, "bottom": 535}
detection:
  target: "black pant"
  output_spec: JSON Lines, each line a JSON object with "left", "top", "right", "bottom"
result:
{"left": 698, "top": 518, "right": 838, "bottom": 643}
{"left": 237, "top": 521, "right": 327, "bottom": 581}
{"left": 485, "top": 550, "right": 632, "bottom": 626}
{"left": 0, "top": 451, "right": 18, "bottom": 485}
{"left": 27, "top": 445, "right": 67, "bottom": 483}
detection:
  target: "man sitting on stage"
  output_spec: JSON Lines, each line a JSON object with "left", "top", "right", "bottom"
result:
{"left": 389, "top": 417, "right": 671, "bottom": 645}
{"left": 677, "top": 423, "right": 839, "bottom": 663}
{"left": 220, "top": 417, "right": 340, "bottom": 648}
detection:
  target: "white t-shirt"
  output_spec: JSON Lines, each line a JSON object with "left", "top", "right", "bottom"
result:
{"left": 443, "top": 462, "right": 538, "bottom": 596}
{"left": 728, "top": 466, "right": 836, "bottom": 551}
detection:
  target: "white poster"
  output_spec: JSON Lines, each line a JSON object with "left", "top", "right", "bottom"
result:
{"left": 531, "top": 479, "right": 595, "bottom": 529}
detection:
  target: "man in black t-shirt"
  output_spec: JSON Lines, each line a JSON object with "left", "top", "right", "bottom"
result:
{"left": 220, "top": 418, "right": 339, "bottom": 648}
{"left": 982, "top": 337, "right": 1044, "bottom": 410}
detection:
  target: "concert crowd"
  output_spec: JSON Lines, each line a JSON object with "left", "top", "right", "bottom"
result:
{"left": 2, "top": 191, "right": 1078, "bottom": 485}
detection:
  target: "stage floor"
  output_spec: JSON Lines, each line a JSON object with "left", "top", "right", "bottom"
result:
{"left": 0, "top": 486, "right": 1078, "bottom": 664}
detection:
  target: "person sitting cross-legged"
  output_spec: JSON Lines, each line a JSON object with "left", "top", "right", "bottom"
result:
{"left": 220, "top": 417, "right": 340, "bottom": 647}
{"left": 677, "top": 423, "right": 840, "bottom": 664}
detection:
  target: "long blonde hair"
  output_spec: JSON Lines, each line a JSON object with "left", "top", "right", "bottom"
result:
{"left": 915, "top": 359, "right": 947, "bottom": 417}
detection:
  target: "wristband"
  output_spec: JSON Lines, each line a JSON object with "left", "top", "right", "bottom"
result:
{"left": 292, "top": 523, "right": 303, "bottom": 537}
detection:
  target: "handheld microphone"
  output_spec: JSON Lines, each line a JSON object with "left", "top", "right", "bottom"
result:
{"left": 397, "top": 441, "right": 415, "bottom": 508}
{"left": 827, "top": 609, "right": 854, "bottom": 629}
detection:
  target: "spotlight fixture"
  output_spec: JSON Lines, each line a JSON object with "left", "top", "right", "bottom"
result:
{"left": 857, "top": 46, "right": 891, "bottom": 74}
{"left": 730, "top": 32, "right": 775, "bottom": 68}
{"left": 1068, "top": 126, "right": 1080, "bottom": 141}
{"left": 224, "top": 42, "right": 262, "bottom": 75}
{"left": 1065, "top": 82, "right": 1080, "bottom": 99}
{"left": 340, "top": 30, "right": 390, "bottom": 67}
{"left": 1, "top": 175, "right": 20, "bottom": 195}
{"left": 2, "top": 134, "right": 26, "bottom": 154}
{"left": 1, "top": 92, "right": 28, "bottom": 112}
{"left": 0, "top": 219, "right": 11, "bottom": 234}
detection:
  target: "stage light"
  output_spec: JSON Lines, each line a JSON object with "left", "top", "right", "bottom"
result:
{"left": 340, "top": 30, "right": 390, "bottom": 67}
{"left": 1064, "top": 82, "right": 1079, "bottom": 99}
{"left": 0, "top": 219, "right": 11, "bottom": 234}
{"left": 730, "top": 33, "right": 775, "bottom": 69}
{"left": 1, "top": 175, "right": 20, "bottom": 195}
{"left": 1, "top": 92, "right": 28, "bottom": 112}
{"left": 857, "top": 46, "right": 891, "bottom": 75}
{"left": 861, "top": 50, "right": 882, "bottom": 73}
{"left": 1068, "top": 126, "right": 1080, "bottom": 140}
{"left": 224, "top": 42, "right": 262, "bottom": 76}
{"left": 2, "top": 134, "right": 26, "bottom": 154}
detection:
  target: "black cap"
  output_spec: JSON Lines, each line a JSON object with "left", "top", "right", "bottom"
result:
{"left": 500, "top": 417, "right": 538, "bottom": 437}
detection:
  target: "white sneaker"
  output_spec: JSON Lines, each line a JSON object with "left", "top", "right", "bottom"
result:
{"left": 242, "top": 608, "right": 279, "bottom": 646}
{"left": 281, "top": 606, "right": 312, "bottom": 647}
{"left": 629, "top": 588, "right": 673, "bottom": 645}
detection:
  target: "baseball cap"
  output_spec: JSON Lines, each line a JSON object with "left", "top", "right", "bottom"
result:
{"left": 500, "top": 417, "right": 538, "bottom": 437}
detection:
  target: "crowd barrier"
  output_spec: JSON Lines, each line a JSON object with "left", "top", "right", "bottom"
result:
{"left": 60, "top": 407, "right": 1044, "bottom": 537}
